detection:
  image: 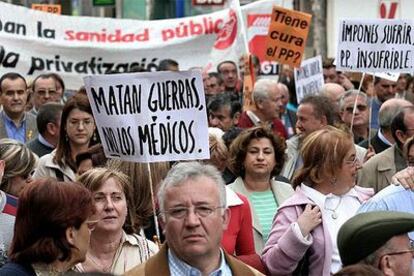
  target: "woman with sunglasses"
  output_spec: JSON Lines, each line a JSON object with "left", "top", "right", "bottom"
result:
{"left": 76, "top": 167, "right": 158, "bottom": 275}
{"left": 262, "top": 126, "right": 374, "bottom": 275}
{"left": 0, "top": 178, "right": 95, "bottom": 275}
{"left": 0, "top": 138, "right": 37, "bottom": 197}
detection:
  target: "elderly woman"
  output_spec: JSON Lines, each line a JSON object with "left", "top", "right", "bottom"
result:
{"left": 0, "top": 178, "right": 95, "bottom": 275}
{"left": 76, "top": 167, "right": 158, "bottom": 274}
{"left": 0, "top": 138, "right": 37, "bottom": 197}
{"left": 262, "top": 126, "right": 374, "bottom": 275}
{"left": 228, "top": 126, "right": 294, "bottom": 253}
{"left": 34, "top": 93, "right": 96, "bottom": 182}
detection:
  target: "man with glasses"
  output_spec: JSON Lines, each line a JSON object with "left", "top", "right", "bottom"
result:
{"left": 340, "top": 90, "right": 372, "bottom": 144}
{"left": 30, "top": 73, "right": 61, "bottom": 116}
{"left": 126, "top": 162, "right": 262, "bottom": 276}
{"left": 359, "top": 106, "right": 414, "bottom": 192}
{"left": 338, "top": 211, "right": 414, "bottom": 276}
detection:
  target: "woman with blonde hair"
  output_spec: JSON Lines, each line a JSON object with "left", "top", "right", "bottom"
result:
{"left": 76, "top": 167, "right": 157, "bottom": 274}
{"left": 106, "top": 159, "right": 170, "bottom": 242}
{"left": 262, "top": 126, "right": 374, "bottom": 275}
{"left": 0, "top": 138, "right": 37, "bottom": 197}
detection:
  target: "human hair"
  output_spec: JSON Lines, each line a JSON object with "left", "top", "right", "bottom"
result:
{"left": 32, "top": 73, "right": 57, "bottom": 91}
{"left": 208, "top": 72, "right": 224, "bottom": 85}
{"left": 322, "top": 58, "right": 336, "bottom": 69}
{"left": 293, "top": 126, "right": 354, "bottom": 188}
{"left": 379, "top": 102, "right": 407, "bottom": 130}
{"left": 300, "top": 95, "right": 337, "bottom": 126}
{"left": 228, "top": 126, "right": 286, "bottom": 177}
{"left": 36, "top": 102, "right": 64, "bottom": 135}
{"left": 0, "top": 139, "right": 37, "bottom": 194}
{"left": 158, "top": 59, "right": 178, "bottom": 71}
{"left": 8, "top": 178, "right": 94, "bottom": 264}
{"left": 403, "top": 136, "right": 414, "bottom": 161}
{"left": 333, "top": 264, "right": 384, "bottom": 276}
{"left": 75, "top": 144, "right": 107, "bottom": 169}
{"left": 77, "top": 167, "right": 137, "bottom": 234}
{"left": 252, "top": 78, "right": 278, "bottom": 103}
{"left": 106, "top": 160, "right": 170, "bottom": 228}
{"left": 338, "top": 90, "right": 368, "bottom": 111}
{"left": 217, "top": 60, "right": 237, "bottom": 73}
{"left": 222, "top": 127, "right": 243, "bottom": 149}
{"left": 208, "top": 93, "right": 241, "bottom": 118}
{"left": 360, "top": 238, "right": 395, "bottom": 268}
{"left": 0, "top": 72, "right": 27, "bottom": 93}
{"left": 391, "top": 106, "right": 414, "bottom": 148}
{"left": 54, "top": 93, "right": 94, "bottom": 171}
{"left": 207, "top": 133, "right": 228, "bottom": 172}
{"left": 50, "top": 73, "right": 65, "bottom": 93}
{"left": 157, "top": 162, "right": 226, "bottom": 220}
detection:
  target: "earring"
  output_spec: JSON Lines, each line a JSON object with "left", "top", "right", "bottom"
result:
{"left": 92, "top": 132, "right": 97, "bottom": 142}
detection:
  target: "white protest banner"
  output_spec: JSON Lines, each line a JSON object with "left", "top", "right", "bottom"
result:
{"left": 0, "top": 0, "right": 287, "bottom": 90}
{"left": 336, "top": 19, "right": 414, "bottom": 73}
{"left": 83, "top": 70, "right": 210, "bottom": 163}
{"left": 294, "top": 55, "right": 324, "bottom": 102}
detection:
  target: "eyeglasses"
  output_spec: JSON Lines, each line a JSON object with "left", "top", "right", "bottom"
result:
{"left": 35, "top": 90, "right": 57, "bottom": 97}
{"left": 378, "top": 239, "right": 414, "bottom": 262}
{"left": 67, "top": 119, "right": 94, "bottom": 128}
{"left": 345, "top": 155, "right": 360, "bottom": 166}
{"left": 85, "top": 219, "right": 99, "bottom": 231}
{"left": 163, "top": 205, "right": 225, "bottom": 219}
{"left": 345, "top": 105, "right": 368, "bottom": 113}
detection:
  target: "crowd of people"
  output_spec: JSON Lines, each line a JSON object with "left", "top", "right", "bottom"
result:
{"left": 1, "top": 56, "right": 414, "bottom": 276}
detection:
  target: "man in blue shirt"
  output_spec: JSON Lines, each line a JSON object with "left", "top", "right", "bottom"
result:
{"left": 0, "top": 72, "right": 37, "bottom": 143}
{"left": 358, "top": 185, "right": 414, "bottom": 240}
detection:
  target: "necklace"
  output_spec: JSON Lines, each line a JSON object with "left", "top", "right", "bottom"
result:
{"left": 324, "top": 197, "right": 342, "bottom": 219}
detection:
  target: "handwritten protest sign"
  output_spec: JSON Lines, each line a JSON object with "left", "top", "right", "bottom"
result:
{"left": 294, "top": 55, "right": 324, "bottom": 102}
{"left": 83, "top": 71, "right": 210, "bottom": 163}
{"left": 264, "top": 6, "right": 311, "bottom": 68}
{"left": 336, "top": 19, "right": 414, "bottom": 73}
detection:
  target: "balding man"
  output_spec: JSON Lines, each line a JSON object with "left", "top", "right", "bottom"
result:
{"left": 321, "top": 83, "right": 346, "bottom": 105}
{"left": 237, "top": 79, "right": 287, "bottom": 139}
{"left": 359, "top": 98, "right": 412, "bottom": 154}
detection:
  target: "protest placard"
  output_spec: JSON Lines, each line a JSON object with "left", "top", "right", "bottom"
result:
{"left": 336, "top": 19, "right": 414, "bottom": 73}
{"left": 83, "top": 70, "right": 210, "bottom": 163}
{"left": 294, "top": 55, "right": 324, "bottom": 102}
{"left": 264, "top": 6, "right": 311, "bottom": 68}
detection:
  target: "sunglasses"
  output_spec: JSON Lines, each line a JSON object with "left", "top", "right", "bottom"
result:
{"left": 345, "top": 105, "right": 368, "bottom": 113}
